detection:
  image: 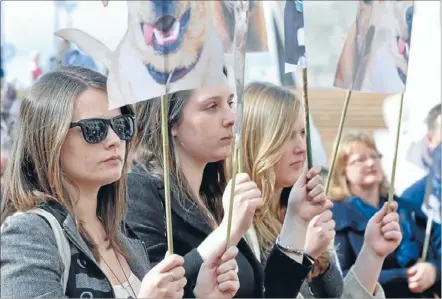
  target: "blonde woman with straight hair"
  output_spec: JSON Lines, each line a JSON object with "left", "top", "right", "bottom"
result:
{"left": 328, "top": 131, "right": 440, "bottom": 298}
{"left": 234, "top": 82, "right": 402, "bottom": 299}
{"left": 0, "top": 66, "right": 240, "bottom": 299}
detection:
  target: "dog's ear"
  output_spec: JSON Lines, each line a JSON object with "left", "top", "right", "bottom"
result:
{"left": 102, "top": 0, "right": 108, "bottom": 7}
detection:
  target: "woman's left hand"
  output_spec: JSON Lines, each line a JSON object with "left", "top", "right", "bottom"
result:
{"left": 194, "top": 246, "right": 240, "bottom": 299}
{"left": 304, "top": 210, "right": 336, "bottom": 259}
{"left": 407, "top": 261, "right": 437, "bottom": 293}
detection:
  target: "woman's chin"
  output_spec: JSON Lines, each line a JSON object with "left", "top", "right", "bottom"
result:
{"left": 362, "top": 178, "right": 382, "bottom": 189}
{"left": 209, "top": 149, "right": 231, "bottom": 163}
{"left": 278, "top": 176, "right": 299, "bottom": 189}
{"left": 96, "top": 171, "right": 122, "bottom": 187}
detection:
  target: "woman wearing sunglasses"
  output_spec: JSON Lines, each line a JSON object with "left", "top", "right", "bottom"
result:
{"left": 0, "top": 66, "right": 240, "bottom": 299}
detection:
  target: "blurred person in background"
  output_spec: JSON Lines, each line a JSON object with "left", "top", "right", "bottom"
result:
{"left": 0, "top": 80, "right": 21, "bottom": 184}
{"left": 406, "top": 104, "right": 441, "bottom": 176}
{"left": 328, "top": 131, "right": 440, "bottom": 298}
{"left": 0, "top": 65, "right": 4, "bottom": 187}
{"left": 29, "top": 52, "right": 43, "bottom": 82}
{"left": 401, "top": 143, "right": 441, "bottom": 296}
{"left": 374, "top": 98, "right": 440, "bottom": 196}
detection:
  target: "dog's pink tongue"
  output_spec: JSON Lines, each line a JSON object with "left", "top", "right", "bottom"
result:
{"left": 398, "top": 38, "right": 406, "bottom": 55}
{"left": 142, "top": 23, "right": 154, "bottom": 45}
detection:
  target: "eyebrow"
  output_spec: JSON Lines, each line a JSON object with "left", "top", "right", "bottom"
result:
{"left": 201, "top": 94, "right": 234, "bottom": 103}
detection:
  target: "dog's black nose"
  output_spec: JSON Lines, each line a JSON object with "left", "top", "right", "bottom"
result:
{"left": 155, "top": 15, "right": 176, "bottom": 33}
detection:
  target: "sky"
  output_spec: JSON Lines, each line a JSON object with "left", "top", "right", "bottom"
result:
{"left": 2, "top": 1, "right": 128, "bottom": 86}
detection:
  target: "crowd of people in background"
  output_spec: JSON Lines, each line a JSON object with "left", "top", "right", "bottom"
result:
{"left": 0, "top": 62, "right": 440, "bottom": 299}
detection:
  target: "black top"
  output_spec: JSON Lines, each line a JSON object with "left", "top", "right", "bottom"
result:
{"left": 126, "top": 164, "right": 313, "bottom": 298}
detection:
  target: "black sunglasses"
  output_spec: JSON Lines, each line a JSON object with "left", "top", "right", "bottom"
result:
{"left": 70, "top": 114, "right": 135, "bottom": 144}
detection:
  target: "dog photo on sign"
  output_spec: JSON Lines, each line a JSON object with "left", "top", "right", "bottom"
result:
{"left": 303, "top": 0, "right": 415, "bottom": 94}
{"left": 56, "top": 0, "right": 231, "bottom": 109}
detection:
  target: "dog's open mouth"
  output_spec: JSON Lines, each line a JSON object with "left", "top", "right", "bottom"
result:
{"left": 397, "top": 5, "right": 413, "bottom": 62}
{"left": 396, "top": 36, "right": 410, "bottom": 61}
{"left": 396, "top": 36, "right": 410, "bottom": 84}
{"left": 140, "top": 8, "right": 191, "bottom": 55}
{"left": 395, "top": 6, "right": 413, "bottom": 85}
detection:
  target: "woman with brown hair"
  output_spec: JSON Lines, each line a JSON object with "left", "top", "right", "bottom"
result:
{"left": 237, "top": 82, "right": 403, "bottom": 299}
{"left": 0, "top": 66, "right": 240, "bottom": 299}
{"left": 328, "top": 130, "right": 440, "bottom": 298}
{"left": 125, "top": 71, "right": 329, "bottom": 297}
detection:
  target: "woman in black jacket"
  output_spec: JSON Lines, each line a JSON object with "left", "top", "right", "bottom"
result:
{"left": 126, "top": 77, "right": 332, "bottom": 298}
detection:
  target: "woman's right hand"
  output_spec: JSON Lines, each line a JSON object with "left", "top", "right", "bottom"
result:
{"left": 138, "top": 254, "right": 187, "bottom": 299}
{"left": 286, "top": 166, "right": 332, "bottom": 223}
{"left": 220, "top": 173, "right": 263, "bottom": 245}
{"left": 304, "top": 209, "right": 336, "bottom": 259}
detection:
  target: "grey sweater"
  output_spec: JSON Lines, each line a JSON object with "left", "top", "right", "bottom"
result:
{"left": 299, "top": 260, "right": 344, "bottom": 298}
{"left": 1, "top": 204, "right": 151, "bottom": 298}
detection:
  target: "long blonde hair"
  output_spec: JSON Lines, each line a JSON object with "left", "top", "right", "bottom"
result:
{"left": 226, "top": 82, "right": 331, "bottom": 276}
{"left": 227, "top": 82, "right": 300, "bottom": 252}
{"left": 328, "top": 130, "right": 389, "bottom": 201}
{"left": 1, "top": 66, "right": 133, "bottom": 258}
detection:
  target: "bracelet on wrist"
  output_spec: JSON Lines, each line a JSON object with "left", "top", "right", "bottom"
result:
{"left": 275, "top": 235, "right": 316, "bottom": 263}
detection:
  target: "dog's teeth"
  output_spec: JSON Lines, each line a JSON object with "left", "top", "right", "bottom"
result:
{"left": 153, "top": 21, "right": 180, "bottom": 46}
{"left": 153, "top": 29, "right": 165, "bottom": 45}
{"left": 171, "top": 20, "right": 180, "bottom": 39}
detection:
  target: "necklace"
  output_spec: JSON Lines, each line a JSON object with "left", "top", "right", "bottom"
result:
{"left": 99, "top": 251, "right": 137, "bottom": 299}
{"left": 82, "top": 221, "right": 137, "bottom": 298}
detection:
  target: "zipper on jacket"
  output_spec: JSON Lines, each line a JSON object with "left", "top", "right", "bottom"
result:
{"left": 140, "top": 240, "right": 150, "bottom": 263}
{"left": 62, "top": 227, "right": 117, "bottom": 298}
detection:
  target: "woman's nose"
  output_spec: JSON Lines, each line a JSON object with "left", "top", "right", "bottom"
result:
{"left": 223, "top": 109, "right": 235, "bottom": 128}
{"left": 103, "top": 127, "right": 121, "bottom": 149}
